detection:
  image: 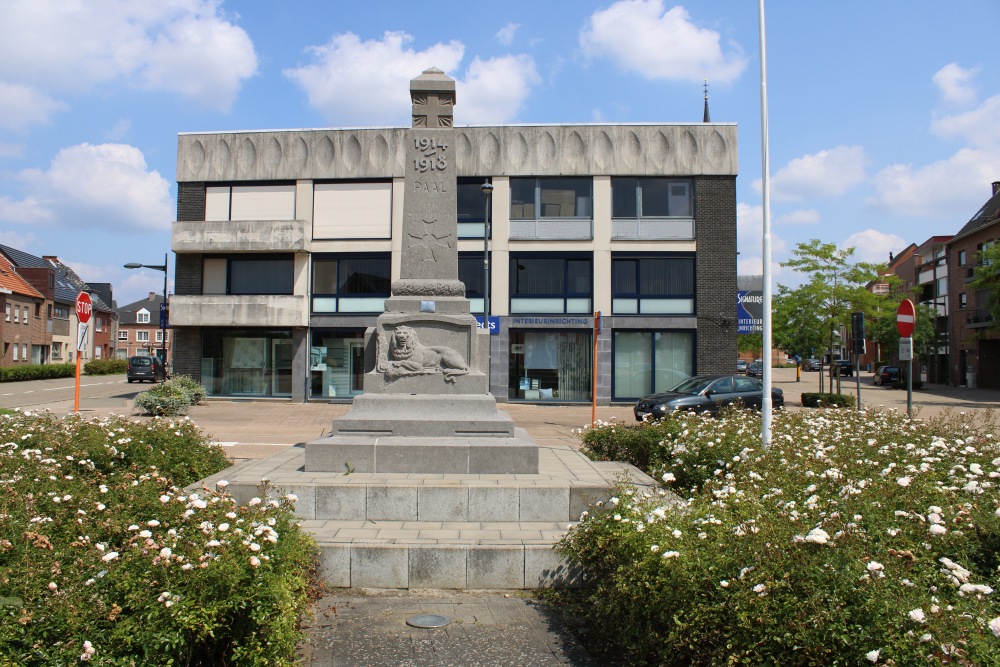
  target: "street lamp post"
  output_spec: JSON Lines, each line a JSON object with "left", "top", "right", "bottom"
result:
{"left": 481, "top": 180, "right": 494, "bottom": 392}
{"left": 124, "top": 253, "right": 168, "bottom": 370}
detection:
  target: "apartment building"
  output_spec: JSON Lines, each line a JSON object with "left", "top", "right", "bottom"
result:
{"left": 170, "top": 78, "right": 737, "bottom": 404}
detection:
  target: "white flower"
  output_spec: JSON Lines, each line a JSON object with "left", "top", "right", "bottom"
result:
{"left": 80, "top": 640, "right": 95, "bottom": 661}
{"left": 896, "top": 476, "right": 912, "bottom": 487}
{"left": 216, "top": 480, "right": 229, "bottom": 488}
{"left": 635, "top": 523, "right": 645, "bottom": 533}
{"left": 159, "top": 547, "right": 172, "bottom": 558}
{"left": 218, "top": 523, "right": 229, "bottom": 532}
{"left": 672, "top": 529, "right": 682, "bottom": 538}
{"left": 285, "top": 493, "right": 298, "bottom": 502}
{"left": 650, "top": 545, "right": 659, "bottom": 552}
{"left": 249, "top": 542, "right": 261, "bottom": 552}
{"left": 720, "top": 580, "right": 729, "bottom": 588}
{"left": 48, "top": 582, "right": 57, "bottom": 592}
{"left": 147, "top": 520, "right": 160, "bottom": 527}
{"left": 661, "top": 472, "right": 676, "bottom": 482}
{"left": 249, "top": 555, "right": 261, "bottom": 567}
{"left": 662, "top": 551, "right": 680, "bottom": 559}
{"left": 867, "top": 561, "right": 884, "bottom": 573}
{"left": 928, "top": 524, "right": 947, "bottom": 536}
{"left": 248, "top": 497, "right": 262, "bottom": 506}
{"left": 803, "top": 528, "right": 830, "bottom": 545}
{"left": 865, "top": 649, "right": 880, "bottom": 663}
{"left": 908, "top": 608, "right": 926, "bottom": 623}
{"left": 989, "top": 617, "right": 1000, "bottom": 638}
{"left": 613, "top": 513, "right": 622, "bottom": 521}
{"left": 159, "top": 495, "right": 170, "bottom": 503}
{"left": 139, "top": 530, "right": 152, "bottom": 538}
{"left": 102, "top": 552, "right": 119, "bottom": 562}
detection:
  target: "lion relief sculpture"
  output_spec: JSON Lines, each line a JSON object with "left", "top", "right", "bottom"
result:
{"left": 377, "top": 325, "right": 470, "bottom": 383}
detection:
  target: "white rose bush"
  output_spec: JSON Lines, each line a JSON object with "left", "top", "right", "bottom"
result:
{"left": 563, "top": 408, "right": 1000, "bottom": 665}
{"left": 0, "top": 411, "right": 315, "bottom": 666}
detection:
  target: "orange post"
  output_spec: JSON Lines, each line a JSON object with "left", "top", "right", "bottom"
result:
{"left": 74, "top": 354, "right": 81, "bottom": 412}
{"left": 592, "top": 311, "right": 600, "bottom": 426}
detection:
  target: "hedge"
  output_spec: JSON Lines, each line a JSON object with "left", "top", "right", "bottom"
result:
{"left": 0, "top": 363, "right": 75, "bottom": 382}
{"left": 800, "top": 392, "right": 855, "bottom": 408}
{"left": 83, "top": 358, "right": 129, "bottom": 375}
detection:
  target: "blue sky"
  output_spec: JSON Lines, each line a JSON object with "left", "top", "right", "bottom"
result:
{"left": 1, "top": 0, "right": 999, "bottom": 306}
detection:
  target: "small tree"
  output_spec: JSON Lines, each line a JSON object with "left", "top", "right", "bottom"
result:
{"left": 969, "top": 241, "right": 1000, "bottom": 329}
{"left": 738, "top": 332, "right": 762, "bottom": 359}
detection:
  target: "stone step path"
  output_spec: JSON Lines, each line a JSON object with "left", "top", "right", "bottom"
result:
{"left": 196, "top": 444, "right": 657, "bottom": 589}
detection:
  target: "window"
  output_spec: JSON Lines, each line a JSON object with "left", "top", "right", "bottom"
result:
{"left": 958, "top": 250, "right": 967, "bottom": 266}
{"left": 612, "top": 178, "right": 693, "bottom": 218}
{"left": 959, "top": 293, "right": 967, "bottom": 309}
{"left": 310, "top": 329, "right": 368, "bottom": 399}
{"left": 312, "top": 181, "right": 392, "bottom": 239}
{"left": 137, "top": 331, "right": 150, "bottom": 342}
{"left": 508, "top": 330, "right": 592, "bottom": 401}
{"left": 21, "top": 343, "right": 26, "bottom": 360}
{"left": 136, "top": 309, "right": 150, "bottom": 324}
{"left": 459, "top": 252, "right": 486, "bottom": 314}
{"left": 612, "top": 255, "right": 695, "bottom": 315}
{"left": 206, "top": 184, "right": 296, "bottom": 221}
{"left": 311, "top": 254, "right": 390, "bottom": 313}
{"left": 12, "top": 343, "right": 17, "bottom": 361}
{"left": 156, "top": 330, "right": 168, "bottom": 343}
{"left": 52, "top": 343, "right": 62, "bottom": 359}
{"left": 203, "top": 255, "right": 295, "bottom": 295}
{"left": 4, "top": 304, "right": 8, "bottom": 321}
{"left": 613, "top": 330, "right": 694, "bottom": 399}
{"left": 94, "top": 346, "right": 102, "bottom": 359}
{"left": 13, "top": 305, "right": 18, "bottom": 323}
{"left": 119, "top": 330, "right": 129, "bottom": 341}
{"left": 95, "top": 317, "right": 103, "bottom": 332}
{"left": 457, "top": 177, "right": 491, "bottom": 238}
{"left": 510, "top": 178, "right": 592, "bottom": 219}
{"left": 509, "top": 254, "right": 592, "bottom": 314}
{"left": 35, "top": 303, "right": 40, "bottom": 319}
{"left": 22, "top": 306, "right": 28, "bottom": 324}
{"left": 53, "top": 305, "right": 69, "bottom": 320}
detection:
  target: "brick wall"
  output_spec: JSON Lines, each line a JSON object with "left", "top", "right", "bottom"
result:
{"left": 174, "top": 254, "right": 202, "bottom": 296}
{"left": 172, "top": 327, "right": 201, "bottom": 381}
{"left": 695, "top": 175, "right": 738, "bottom": 375}
{"left": 176, "top": 182, "right": 205, "bottom": 222}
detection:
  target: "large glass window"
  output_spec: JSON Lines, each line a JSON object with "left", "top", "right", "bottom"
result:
{"left": 510, "top": 254, "right": 592, "bottom": 314}
{"left": 612, "top": 255, "right": 694, "bottom": 315}
{"left": 230, "top": 255, "right": 294, "bottom": 295}
{"left": 613, "top": 330, "right": 694, "bottom": 400}
{"left": 510, "top": 178, "right": 592, "bottom": 219}
{"left": 202, "top": 329, "right": 293, "bottom": 397}
{"left": 612, "top": 178, "right": 693, "bottom": 218}
{"left": 311, "top": 254, "right": 390, "bottom": 313}
{"left": 508, "top": 330, "right": 592, "bottom": 401}
{"left": 310, "top": 329, "right": 368, "bottom": 399}
{"left": 459, "top": 252, "right": 486, "bottom": 314}
{"left": 457, "top": 177, "right": 491, "bottom": 238}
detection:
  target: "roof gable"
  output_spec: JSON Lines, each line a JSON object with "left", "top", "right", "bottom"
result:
{"left": 0, "top": 254, "right": 44, "bottom": 299}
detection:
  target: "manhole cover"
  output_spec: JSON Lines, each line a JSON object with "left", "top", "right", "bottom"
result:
{"left": 406, "top": 614, "right": 452, "bottom": 629}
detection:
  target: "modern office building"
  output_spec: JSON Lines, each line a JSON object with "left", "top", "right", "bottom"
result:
{"left": 170, "top": 80, "right": 737, "bottom": 404}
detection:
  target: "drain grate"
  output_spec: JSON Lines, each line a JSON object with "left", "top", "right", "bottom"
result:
{"left": 406, "top": 614, "right": 452, "bottom": 629}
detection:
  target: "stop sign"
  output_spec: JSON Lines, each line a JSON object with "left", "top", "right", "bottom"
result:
{"left": 75, "top": 292, "right": 92, "bottom": 324}
{"left": 896, "top": 299, "right": 915, "bottom": 338}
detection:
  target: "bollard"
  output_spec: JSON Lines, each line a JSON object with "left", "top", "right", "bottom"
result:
{"left": 796, "top": 365, "right": 801, "bottom": 382}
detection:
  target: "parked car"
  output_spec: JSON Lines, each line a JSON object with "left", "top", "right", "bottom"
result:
{"left": 127, "top": 355, "right": 167, "bottom": 383}
{"left": 746, "top": 361, "right": 763, "bottom": 378}
{"left": 831, "top": 359, "right": 854, "bottom": 377}
{"left": 736, "top": 359, "right": 748, "bottom": 374}
{"left": 875, "top": 366, "right": 901, "bottom": 386}
{"left": 804, "top": 358, "right": 821, "bottom": 371}
{"left": 634, "top": 375, "right": 784, "bottom": 420}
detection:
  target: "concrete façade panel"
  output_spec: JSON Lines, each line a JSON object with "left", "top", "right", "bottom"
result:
{"left": 467, "top": 546, "right": 525, "bottom": 589}
{"left": 172, "top": 219, "right": 310, "bottom": 253}
{"left": 317, "top": 544, "right": 351, "bottom": 588}
{"left": 408, "top": 546, "right": 468, "bottom": 589}
{"left": 177, "top": 125, "right": 737, "bottom": 183}
{"left": 351, "top": 544, "right": 408, "bottom": 588}
{"left": 169, "top": 294, "right": 308, "bottom": 327}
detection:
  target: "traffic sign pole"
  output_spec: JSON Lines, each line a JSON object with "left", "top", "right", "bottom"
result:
{"left": 74, "top": 292, "right": 92, "bottom": 413}
{"left": 896, "top": 300, "right": 916, "bottom": 418}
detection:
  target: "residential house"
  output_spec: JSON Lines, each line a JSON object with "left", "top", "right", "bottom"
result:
{"left": 117, "top": 292, "right": 170, "bottom": 362}
{"left": 912, "top": 236, "right": 951, "bottom": 383}
{"left": 0, "top": 253, "right": 47, "bottom": 365}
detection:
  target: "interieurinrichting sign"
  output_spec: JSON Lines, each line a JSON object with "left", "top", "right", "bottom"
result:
{"left": 737, "top": 290, "right": 763, "bottom": 334}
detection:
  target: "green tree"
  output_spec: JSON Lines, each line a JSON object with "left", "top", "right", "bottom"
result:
{"left": 969, "top": 241, "right": 1000, "bottom": 329}
{"left": 778, "top": 240, "right": 889, "bottom": 391}
{"left": 738, "top": 332, "right": 762, "bottom": 359}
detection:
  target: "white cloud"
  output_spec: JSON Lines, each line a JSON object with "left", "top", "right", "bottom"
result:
{"left": 458, "top": 55, "right": 539, "bottom": 124}
{"left": 756, "top": 146, "right": 867, "bottom": 202}
{"left": 0, "top": 229, "right": 40, "bottom": 250}
{"left": 737, "top": 202, "right": 788, "bottom": 257}
{"left": 868, "top": 147, "right": 1000, "bottom": 218}
{"left": 285, "top": 31, "right": 539, "bottom": 126}
{"left": 841, "top": 229, "right": 906, "bottom": 265}
{"left": 931, "top": 94, "right": 1000, "bottom": 149}
{"left": 0, "top": 0, "right": 257, "bottom": 111}
{"left": 60, "top": 260, "right": 170, "bottom": 306}
{"left": 933, "top": 63, "right": 979, "bottom": 105}
{"left": 497, "top": 23, "right": 520, "bottom": 46}
{"left": 0, "top": 143, "right": 23, "bottom": 158}
{"left": 0, "top": 82, "right": 68, "bottom": 132}
{"left": 5, "top": 143, "right": 172, "bottom": 232}
{"left": 580, "top": 1, "right": 747, "bottom": 84}
{"left": 775, "top": 209, "right": 820, "bottom": 225}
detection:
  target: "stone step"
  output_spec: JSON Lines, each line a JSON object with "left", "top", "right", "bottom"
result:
{"left": 306, "top": 520, "right": 582, "bottom": 589}
{"left": 195, "top": 444, "right": 659, "bottom": 589}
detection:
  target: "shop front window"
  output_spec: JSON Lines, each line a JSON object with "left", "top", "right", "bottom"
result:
{"left": 613, "top": 330, "right": 694, "bottom": 400}
{"left": 202, "top": 329, "right": 293, "bottom": 397}
{"left": 510, "top": 255, "right": 592, "bottom": 314}
{"left": 310, "top": 329, "right": 367, "bottom": 399}
{"left": 508, "top": 330, "right": 592, "bottom": 401}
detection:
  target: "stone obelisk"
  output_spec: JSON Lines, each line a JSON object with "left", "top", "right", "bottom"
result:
{"left": 304, "top": 69, "right": 539, "bottom": 474}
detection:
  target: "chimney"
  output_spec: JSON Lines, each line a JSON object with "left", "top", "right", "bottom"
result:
{"left": 43, "top": 255, "right": 58, "bottom": 261}
{"left": 993, "top": 181, "right": 1000, "bottom": 196}
{"left": 149, "top": 292, "right": 157, "bottom": 300}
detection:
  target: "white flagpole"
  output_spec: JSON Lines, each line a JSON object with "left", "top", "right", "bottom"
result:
{"left": 758, "top": 0, "right": 774, "bottom": 447}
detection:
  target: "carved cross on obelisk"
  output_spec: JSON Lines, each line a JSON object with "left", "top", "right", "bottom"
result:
{"left": 391, "top": 68, "right": 465, "bottom": 298}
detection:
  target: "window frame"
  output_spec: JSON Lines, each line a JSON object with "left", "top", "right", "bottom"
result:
{"left": 509, "top": 253, "right": 593, "bottom": 315}
{"left": 509, "top": 177, "right": 593, "bottom": 220}
{"left": 202, "top": 254, "right": 295, "bottom": 296}
{"left": 136, "top": 310, "right": 151, "bottom": 324}
{"left": 136, "top": 331, "right": 150, "bottom": 342}
{"left": 310, "top": 253, "right": 391, "bottom": 314}
{"left": 611, "top": 253, "right": 696, "bottom": 316}
{"left": 611, "top": 177, "right": 694, "bottom": 219}
{"left": 118, "top": 330, "right": 129, "bottom": 341}
{"left": 457, "top": 177, "right": 492, "bottom": 239}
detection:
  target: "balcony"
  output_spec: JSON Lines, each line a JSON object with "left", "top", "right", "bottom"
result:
{"left": 172, "top": 219, "right": 310, "bottom": 253}
{"left": 612, "top": 217, "right": 695, "bottom": 240}
{"left": 169, "top": 295, "right": 308, "bottom": 328}
{"left": 966, "top": 309, "right": 994, "bottom": 329}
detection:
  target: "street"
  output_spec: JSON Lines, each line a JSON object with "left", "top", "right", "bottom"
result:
{"left": 0, "top": 374, "right": 138, "bottom": 414}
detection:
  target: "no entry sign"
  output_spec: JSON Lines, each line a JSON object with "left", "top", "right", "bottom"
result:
{"left": 896, "top": 299, "right": 915, "bottom": 338}
{"left": 75, "top": 292, "right": 92, "bottom": 324}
